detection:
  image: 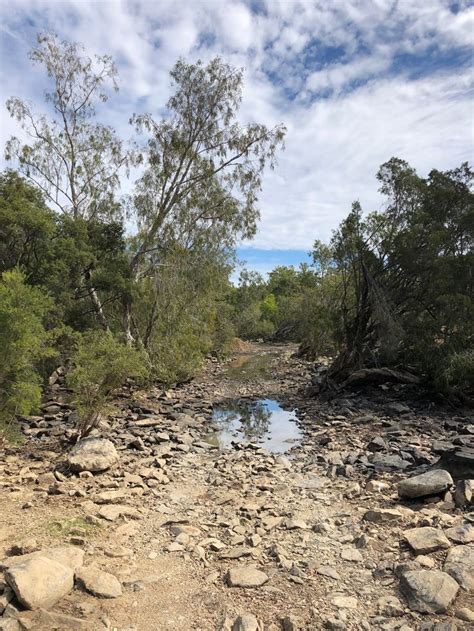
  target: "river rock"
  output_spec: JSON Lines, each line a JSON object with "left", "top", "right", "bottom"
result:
{"left": 399, "top": 570, "right": 459, "bottom": 613}
{"left": 404, "top": 527, "right": 451, "bottom": 554}
{"left": 76, "top": 565, "right": 122, "bottom": 598}
{"left": 5, "top": 556, "right": 74, "bottom": 609}
{"left": 397, "top": 470, "right": 453, "bottom": 499}
{"left": 67, "top": 438, "right": 118, "bottom": 472}
{"left": 444, "top": 545, "right": 474, "bottom": 590}
{"left": 226, "top": 566, "right": 269, "bottom": 588}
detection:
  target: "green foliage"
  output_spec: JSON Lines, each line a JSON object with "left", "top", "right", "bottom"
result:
{"left": 311, "top": 158, "right": 473, "bottom": 392}
{"left": 0, "top": 269, "right": 56, "bottom": 439}
{"left": 437, "top": 350, "right": 474, "bottom": 397}
{"left": 67, "top": 331, "right": 149, "bottom": 437}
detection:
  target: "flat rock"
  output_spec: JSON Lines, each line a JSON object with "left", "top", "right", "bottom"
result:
{"left": 363, "top": 508, "right": 404, "bottom": 523}
{"left": 5, "top": 556, "right": 74, "bottom": 609}
{"left": 76, "top": 565, "right": 122, "bottom": 598}
{"left": 398, "top": 470, "right": 453, "bottom": 499}
{"left": 97, "top": 504, "right": 140, "bottom": 521}
{"left": 444, "top": 545, "right": 474, "bottom": 590}
{"left": 16, "top": 609, "right": 90, "bottom": 630}
{"left": 226, "top": 566, "right": 269, "bottom": 588}
{"left": 400, "top": 570, "right": 459, "bottom": 613}
{"left": 330, "top": 594, "right": 358, "bottom": 609}
{"left": 445, "top": 523, "right": 474, "bottom": 544}
{"left": 404, "top": 527, "right": 451, "bottom": 554}
{"left": 67, "top": 438, "right": 118, "bottom": 472}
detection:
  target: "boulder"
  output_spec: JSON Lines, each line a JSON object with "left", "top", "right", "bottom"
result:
{"left": 75, "top": 565, "right": 122, "bottom": 598}
{"left": 226, "top": 566, "right": 268, "bottom": 588}
{"left": 0, "top": 546, "right": 84, "bottom": 571}
{"left": 5, "top": 556, "right": 74, "bottom": 609}
{"left": 400, "top": 570, "right": 459, "bottom": 613}
{"left": 67, "top": 438, "right": 118, "bottom": 473}
{"left": 444, "top": 545, "right": 474, "bottom": 590}
{"left": 438, "top": 448, "right": 474, "bottom": 479}
{"left": 397, "top": 470, "right": 453, "bottom": 499}
{"left": 404, "top": 527, "right": 451, "bottom": 554}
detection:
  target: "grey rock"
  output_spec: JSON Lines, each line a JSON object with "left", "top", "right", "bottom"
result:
{"left": 397, "top": 470, "right": 453, "bottom": 499}
{"left": 400, "top": 569, "right": 459, "bottom": 613}
{"left": 67, "top": 438, "right": 118, "bottom": 472}
{"left": 444, "top": 545, "right": 474, "bottom": 590}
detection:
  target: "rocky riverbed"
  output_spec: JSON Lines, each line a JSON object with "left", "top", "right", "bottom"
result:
{"left": 0, "top": 343, "right": 473, "bottom": 630}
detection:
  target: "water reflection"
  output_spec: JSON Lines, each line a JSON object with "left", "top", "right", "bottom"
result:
{"left": 205, "top": 398, "right": 301, "bottom": 453}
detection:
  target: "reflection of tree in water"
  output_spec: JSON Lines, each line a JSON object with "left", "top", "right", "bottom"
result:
{"left": 213, "top": 399, "right": 272, "bottom": 441}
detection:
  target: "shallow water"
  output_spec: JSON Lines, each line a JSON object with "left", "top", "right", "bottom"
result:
{"left": 204, "top": 398, "right": 301, "bottom": 453}
{"left": 224, "top": 353, "right": 275, "bottom": 381}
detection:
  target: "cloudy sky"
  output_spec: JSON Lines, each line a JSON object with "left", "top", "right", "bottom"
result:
{"left": 1, "top": 0, "right": 473, "bottom": 276}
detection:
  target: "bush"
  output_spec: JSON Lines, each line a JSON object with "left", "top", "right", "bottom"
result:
{"left": 67, "top": 331, "right": 149, "bottom": 437}
{"left": 437, "top": 350, "right": 474, "bottom": 398}
{"left": 0, "top": 269, "right": 56, "bottom": 441}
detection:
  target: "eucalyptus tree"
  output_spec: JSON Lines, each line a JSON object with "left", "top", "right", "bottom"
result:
{"left": 5, "top": 33, "right": 130, "bottom": 329}
{"left": 127, "top": 57, "right": 286, "bottom": 341}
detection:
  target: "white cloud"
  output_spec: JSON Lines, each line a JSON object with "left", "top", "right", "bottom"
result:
{"left": 0, "top": 0, "right": 472, "bottom": 256}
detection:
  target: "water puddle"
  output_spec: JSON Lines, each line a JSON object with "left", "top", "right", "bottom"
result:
{"left": 224, "top": 353, "right": 275, "bottom": 381}
{"left": 204, "top": 398, "right": 301, "bottom": 453}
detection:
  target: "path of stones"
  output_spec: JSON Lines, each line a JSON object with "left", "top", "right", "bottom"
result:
{"left": 0, "top": 342, "right": 473, "bottom": 630}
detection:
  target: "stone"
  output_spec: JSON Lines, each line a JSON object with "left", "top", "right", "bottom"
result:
{"left": 455, "top": 607, "right": 474, "bottom": 622}
{"left": 76, "top": 565, "right": 122, "bottom": 598}
{"left": 226, "top": 566, "right": 269, "bottom": 588}
{"left": 372, "top": 453, "right": 411, "bottom": 470}
{"left": 444, "top": 523, "right": 474, "bottom": 544}
{"left": 399, "top": 570, "right": 459, "bottom": 613}
{"left": 330, "top": 595, "right": 358, "bottom": 609}
{"left": 444, "top": 545, "right": 474, "bottom": 590}
{"left": 0, "top": 585, "right": 13, "bottom": 614}
{"left": 5, "top": 556, "right": 74, "bottom": 609}
{"left": 454, "top": 480, "right": 473, "bottom": 507}
{"left": 97, "top": 504, "right": 140, "bottom": 521}
{"left": 365, "top": 480, "right": 390, "bottom": 493}
{"left": 317, "top": 566, "right": 340, "bottom": 580}
{"left": 363, "top": 508, "right": 404, "bottom": 523}
{"left": 438, "top": 448, "right": 474, "bottom": 479}
{"left": 15, "top": 610, "right": 90, "bottom": 629}
{"left": 0, "top": 546, "right": 84, "bottom": 571}
{"left": 404, "top": 527, "right": 451, "bottom": 554}
{"left": 398, "top": 470, "right": 453, "bottom": 499}
{"left": 67, "top": 438, "right": 118, "bottom": 472}
{"left": 340, "top": 547, "right": 363, "bottom": 562}
{"left": 231, "top": 614, "right": 261, "bottom": 631}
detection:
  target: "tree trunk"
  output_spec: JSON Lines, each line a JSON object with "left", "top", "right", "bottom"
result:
{"left": 84, "top": 268, "right": 109, "bottom": 331}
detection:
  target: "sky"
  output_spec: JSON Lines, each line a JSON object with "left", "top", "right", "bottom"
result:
{"left": 0, "top": 0, "right": 473, "bottom": 278}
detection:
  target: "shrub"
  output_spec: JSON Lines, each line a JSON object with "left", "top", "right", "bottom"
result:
{"left": 437, "top": 350, "right": 474, "bottom": 398}
{"left": 67, "top": 331, "right": 149, "bottom": 437}
{"left": 0, "top": 269, "right": 56, "bottom": 441}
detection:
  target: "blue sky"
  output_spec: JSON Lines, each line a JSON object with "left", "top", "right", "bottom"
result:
{"left": 1, "top": 0, "right": 473, "bottom": 279}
